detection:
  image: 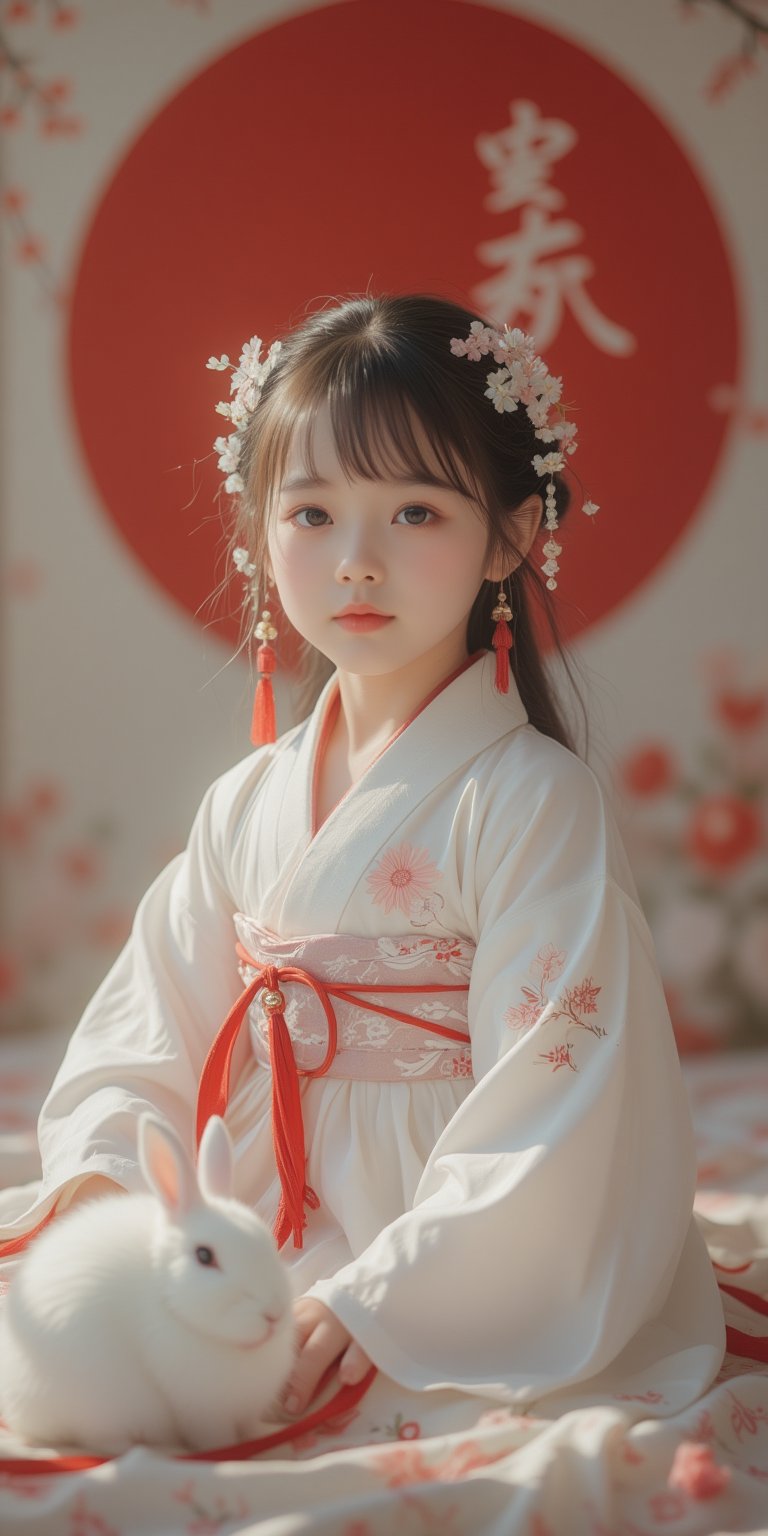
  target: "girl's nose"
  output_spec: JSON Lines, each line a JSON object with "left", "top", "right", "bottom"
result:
{"left": 335, "top": 540, "right": 384, "bottom": 584}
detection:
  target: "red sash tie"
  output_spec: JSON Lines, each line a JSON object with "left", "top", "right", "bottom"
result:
{"left": 195, "top": 942, "right": 472, "bottom": 1251}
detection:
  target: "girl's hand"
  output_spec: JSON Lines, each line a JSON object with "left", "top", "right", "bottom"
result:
{"left": 279, "top": 1296, "right": 373, "bottom": 1415}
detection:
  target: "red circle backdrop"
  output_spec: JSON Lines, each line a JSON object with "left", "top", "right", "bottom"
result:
{"left": 66, "top": 0, "right": 740, "bottom": 652}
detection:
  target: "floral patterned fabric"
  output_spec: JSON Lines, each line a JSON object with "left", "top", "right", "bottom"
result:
{"left": 1, "top": 1044, "right": 768, "bottom": 1532}
{"left": 234, "top": 916, "right": 474, "bottom": 1081}
{"left": 2, "top": 651, "right": 766, "bottom": 1530}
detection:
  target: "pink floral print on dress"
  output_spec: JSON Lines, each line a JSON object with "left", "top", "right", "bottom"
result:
{"left": 366, "top": 842, "right": 443, "bottom": 916}
{"left": 667, "top": 1441, "right": 731, "bottom": 1500}
{"left": 504, "top": 942, "right": 605, "bottom": 1072}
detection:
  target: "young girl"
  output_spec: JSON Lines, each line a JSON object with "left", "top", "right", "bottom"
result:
{"left": 0, "top": 293, "right": 726, "bottom": 1429}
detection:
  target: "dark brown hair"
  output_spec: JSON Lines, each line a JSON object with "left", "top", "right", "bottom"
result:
{"left": 228, "top": 292, "right": 588, "bottom": 754}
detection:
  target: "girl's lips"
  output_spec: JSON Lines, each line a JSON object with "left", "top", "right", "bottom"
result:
{"left": 333, "top": 614, "right": 394, "bottom": 632}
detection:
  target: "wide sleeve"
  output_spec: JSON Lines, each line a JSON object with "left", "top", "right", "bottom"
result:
{"left": 305, "top": 756, "right": 721, "bottom": 1405}
{"left": 28, "top": 749, "right": 274, "bottom": 1213}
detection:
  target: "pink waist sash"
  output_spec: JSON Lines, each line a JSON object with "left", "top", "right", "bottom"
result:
{"left": 235, "top": 915, "right": 475, "bottom": 1083}
{"left": 196, "top": 917, "right": 475, "bottom": 1251}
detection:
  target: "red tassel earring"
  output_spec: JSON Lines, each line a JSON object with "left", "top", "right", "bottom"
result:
{"left": 251, "top": 609, "right": 278, "bottom": 746}
{"left": 491, "top": 583, "right": 513, "bottom": 694}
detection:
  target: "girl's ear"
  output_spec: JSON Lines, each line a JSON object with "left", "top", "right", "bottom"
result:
{"left": 485, "top": 495, "right": 543, "bottom": 583}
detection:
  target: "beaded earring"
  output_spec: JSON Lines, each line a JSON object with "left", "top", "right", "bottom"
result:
{"left": 251, "top": 608, "right": 278, "bottom": 746}
{"left": 491, "top": 581, "right": 514, "bottom": 694}
{"left": 232, "top": 547, "right": 279, "bottom": 746}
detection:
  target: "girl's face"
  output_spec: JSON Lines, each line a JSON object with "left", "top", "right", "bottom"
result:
{"left": 267, "top": 401, "right": 499, "bottom": 679}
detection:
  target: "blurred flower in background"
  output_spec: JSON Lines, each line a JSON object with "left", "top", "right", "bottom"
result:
{"left": 0, "top": 778, "right": 132, "bottom": 1034}
{"left": 616, "top": 651, "right": 768, "bottom": 1053}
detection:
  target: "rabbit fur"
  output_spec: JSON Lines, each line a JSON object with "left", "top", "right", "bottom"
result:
{"left": 0, "top": 1114, "right": 296, "bottom": 1454}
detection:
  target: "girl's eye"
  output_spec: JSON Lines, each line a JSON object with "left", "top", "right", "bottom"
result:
{"left": 293, "top": 506, "right": 330, "bottom": 527}
{"left": 195, "top": 1244, "right": 218, "bottom": 1268}
{"left": 395, "top": 505, "right": 435, "bottom": 526}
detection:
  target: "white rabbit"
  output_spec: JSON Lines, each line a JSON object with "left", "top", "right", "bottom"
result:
{"left": 0, "top": 1114, "right": 296, "bottom": 1454}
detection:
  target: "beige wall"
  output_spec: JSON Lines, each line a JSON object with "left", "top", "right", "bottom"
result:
{"left": 1, "top": 0, "right": 766, "bottom": 1048}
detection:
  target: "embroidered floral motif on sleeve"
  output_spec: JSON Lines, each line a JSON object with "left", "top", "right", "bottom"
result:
{"left": 503, "top": 942, "right": 605, "bottom": 1072}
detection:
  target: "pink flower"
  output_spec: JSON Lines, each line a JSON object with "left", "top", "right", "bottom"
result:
{"left": 60, "top": 847, "right": 101, "bottom": 883}
{"left": 686, "top": 794, "right": 762, "bottom": 874}
{"left": 538, "top": 1043, "right": 577, "bottom": 1071}
{"left": 533, "top": 942, "right": 566, "bottom": 984}
{"left": 1, "top": 185, "right": 26, "bottom": 214}
{"left": 568, "top": 977, "right": 601, "bottom": 1014}
{"left": 667, "top": 1440, "right": 731, "bottom": 1500}
{"left": 504, "top": 999, "right": 541, "bottom": 1031}
{"left": 366, "top": 843, "right": 442, "bottom": 915}
{"left": 714, "top": 686, "right": 768, "bottom": 733}
{"left": 51, "top": 4, "right": 79, "bottom": 26}
{"left": 27, "top": 780, "right": 62, "bottom": 816}
{"left": 620, "top": 743, "right": 676, "bottom": 797}
{"left": 16, "top": 235, "right": 45, "bottom": 264}
{"left": 373, "top": 1436, "right": 504, "bottom": 1487}
{"left": 40, "top": 78, "right": 72, "bottom": 105}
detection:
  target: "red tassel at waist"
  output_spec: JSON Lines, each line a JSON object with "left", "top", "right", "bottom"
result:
{"left": 195, "top": 943, "right": 471, "bottom": 1252}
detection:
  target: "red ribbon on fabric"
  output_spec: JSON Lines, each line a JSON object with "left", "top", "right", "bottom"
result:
{"left": 0, "top": 1198, "right": 59, "bottom": 1257}
{"left": 196, "top": 944, "right": 471, "bottom": 1251}
{"left": 0, "top": 1365, "right": 378, "bottom": 1473}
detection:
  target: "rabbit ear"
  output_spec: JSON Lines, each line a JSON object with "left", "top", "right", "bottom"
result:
{"left": 197, "top": 1115, "right": 234, "bottom": 1202}
{"left": 138, "top": 1115, "right": 198, "bottom": 1217}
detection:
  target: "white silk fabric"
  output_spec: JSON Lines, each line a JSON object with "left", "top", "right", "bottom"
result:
{"left": 0, "top": 650, "right": 726, "bottom": 1418}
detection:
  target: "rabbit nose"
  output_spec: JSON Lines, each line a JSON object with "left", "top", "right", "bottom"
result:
{"left": 264, "top": 1309, "right": 284, "bottom": 1325}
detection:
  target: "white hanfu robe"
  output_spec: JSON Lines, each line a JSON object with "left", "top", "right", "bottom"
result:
{"left": 0, "top": 648, "right": 726, "bottom": 1426}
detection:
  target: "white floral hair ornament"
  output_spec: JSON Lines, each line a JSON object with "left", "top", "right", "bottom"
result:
{"left": 449, "top": 322, "right": 599, "bottom": 590}
{"left": 206, "top": 336, "right": 283, "bottom": 747}
{"left": 206, "top": 334, "right": 283, "bottom": 496}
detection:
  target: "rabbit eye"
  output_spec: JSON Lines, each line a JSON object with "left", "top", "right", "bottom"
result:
{"left": 194, "top": 1244, "right": 218, "bottom": 1268}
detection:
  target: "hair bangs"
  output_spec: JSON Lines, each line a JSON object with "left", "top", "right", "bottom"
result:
{"left": 271, "top": 347, "right": 486, "bottom": 508}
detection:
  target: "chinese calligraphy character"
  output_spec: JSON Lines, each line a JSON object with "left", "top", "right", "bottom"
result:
{"left": 471, "top": 100, "right": 636, "bottom": 357}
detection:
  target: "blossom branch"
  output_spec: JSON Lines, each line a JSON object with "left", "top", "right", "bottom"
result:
{"left": 679, "top": 0, "right": 768, "bottom": 96}
{"left": 0, "top": 182, "right": 64, "bottom": 301}
{"left": 682, "top": 0, "right": 768, "bottom": 41}
{"left": 0, "top": 4, "right": 81, "bottom": 303}
{"left": 0, "top": 16, "right": 81, "bottom": 134}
